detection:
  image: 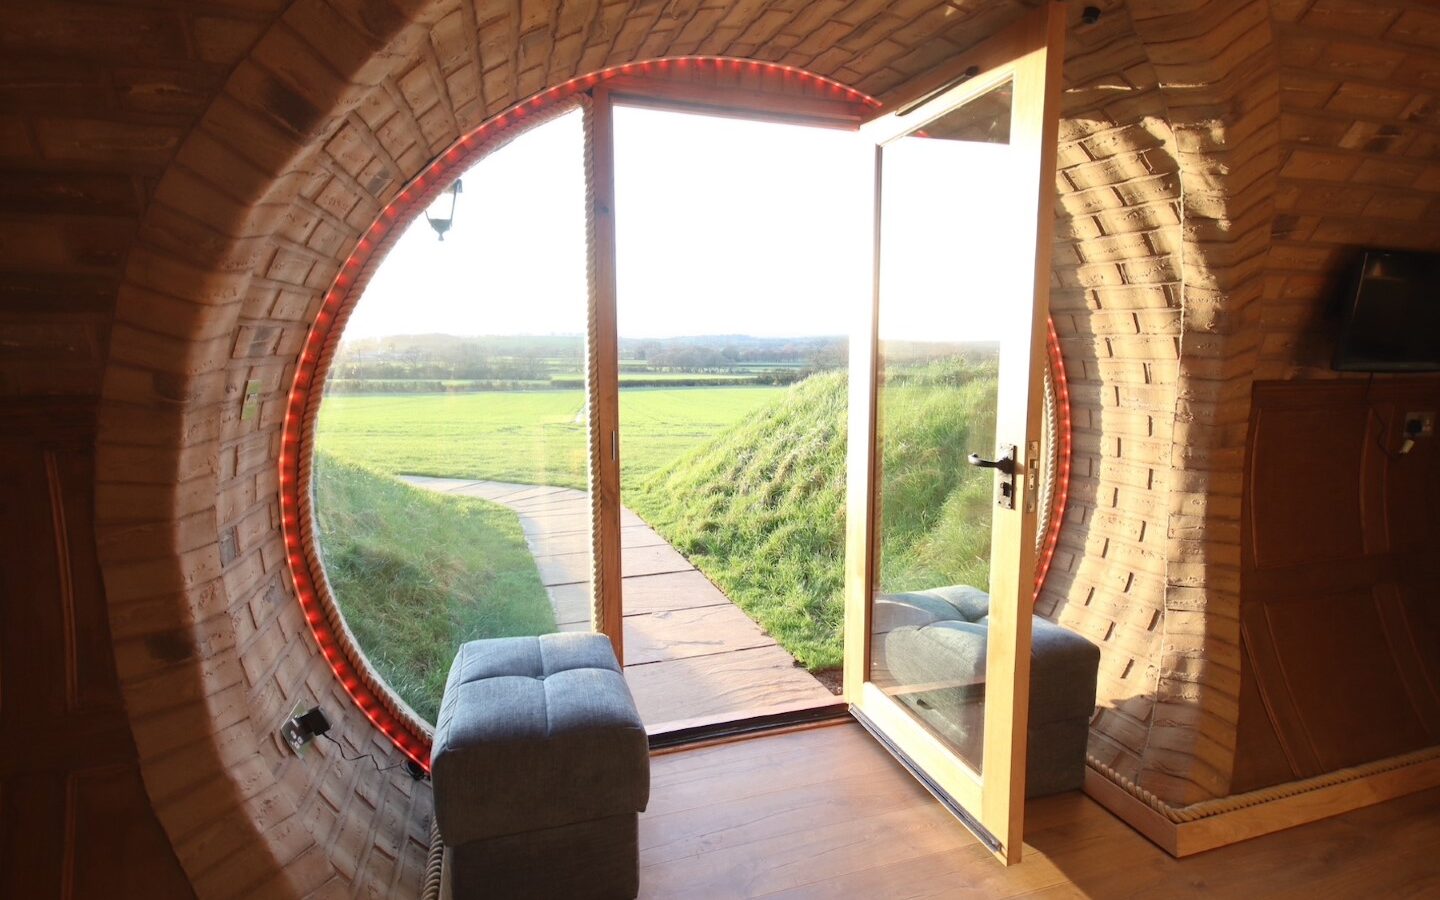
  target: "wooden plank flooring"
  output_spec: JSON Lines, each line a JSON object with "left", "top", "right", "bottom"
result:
{"left": 403, "top": 477, "right": 835, "bottom": 729}
{"left": 639, "top": 722, "right": 1440, "bottom": 898}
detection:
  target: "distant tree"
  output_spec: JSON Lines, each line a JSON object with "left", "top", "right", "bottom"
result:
{"left": 806, "top": 343, "right": 846, "bottom": 372}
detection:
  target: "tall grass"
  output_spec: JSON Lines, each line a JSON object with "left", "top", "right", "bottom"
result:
{"left": 627, "top": 358, "right": 998, "bottom": 671}
{"left": 313, "top": 452, "right": 554, "bottom": 722}
{"left": 628, "top": 373, "right": 851, "bottom": 669}
{"left": 875, "top": 357, "right": 998, "bottom": 595}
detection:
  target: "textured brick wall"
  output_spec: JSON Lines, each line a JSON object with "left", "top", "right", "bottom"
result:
{"left": 1260, "top": 0, "right": 1440, "bottom": 379}
{"left": 6, "top": 0, "right": 1434, "bottom": 894}
{"left": 95, "top": 5, "right": 448, "bottom": 895}
{"left": 1038, "top": 0, "right": 1190, "bottom": 798}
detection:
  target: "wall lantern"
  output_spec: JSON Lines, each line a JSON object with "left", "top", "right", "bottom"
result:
{"left": 424, "top": 178, "right": 463, "bottom": 241}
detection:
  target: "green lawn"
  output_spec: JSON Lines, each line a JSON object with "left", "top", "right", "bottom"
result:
{"left": 314, "top": 371, "right": 997, "bottom": 682}
{"left": 313, "top": 452, "right": 554, "bottom": 723}
{"left": 619, "top": 372, "right": 758, "bottom": 382}
{"left": 315, "top": 385, "right": 784, "bottom": 490}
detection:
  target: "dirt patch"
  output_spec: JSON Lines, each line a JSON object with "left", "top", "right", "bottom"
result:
{"left": 812, "top": 667, "right": 844, "bottom": 696}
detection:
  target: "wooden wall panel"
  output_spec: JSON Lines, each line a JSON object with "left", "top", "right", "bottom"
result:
{"left": 1382, "top": 396, "right": 1440, "bottom": 556}
{"left": 0, "top": 404, "right": 194, "bottom": 899}
{"left": 1263, "top": 586, "right": 1429, "bottom": 771}
{"left": 1384, "top": 583, "right": 1440, "bottom": 737}
{"left": 1236, "top": 379, "right": 1440, "bottom": 792}
{"left": 1246, "top": 398, "right": 1367, "bottom": 570}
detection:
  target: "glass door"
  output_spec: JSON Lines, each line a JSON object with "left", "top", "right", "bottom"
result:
{"left": 842, "top": 2, "right": 1064, "bottom": 864}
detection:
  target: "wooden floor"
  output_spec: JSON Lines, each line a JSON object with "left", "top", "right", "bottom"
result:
{"left": 405, "top": 477, "right": 834, "bottom": 728}
{"left": 638, "top": 721, "right": 1440, "bottom": 898}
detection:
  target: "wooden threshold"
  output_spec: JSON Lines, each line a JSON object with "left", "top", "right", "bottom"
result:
{"left": 1085, "top": 748, "right": 1440, "bottom": 857}
{"left": 648, "top": 701, "right": 850, "bottom": 754}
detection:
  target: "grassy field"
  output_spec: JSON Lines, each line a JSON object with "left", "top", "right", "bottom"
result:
{"left": 314, "top": 369, "right": 997, "bottom": 681}
{"left": 312, "top": 452, "right": 554, "bottom": 723}
{"left": 315, "top": 385, "right": 784, "bottom": 490}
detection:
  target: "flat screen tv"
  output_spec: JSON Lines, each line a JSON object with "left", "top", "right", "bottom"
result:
{"left": 1333, "top": 249, "right": 1440, "bottom": 372}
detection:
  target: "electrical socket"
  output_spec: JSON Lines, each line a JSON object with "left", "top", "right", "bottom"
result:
{"left": 1404, "top": 411, "right": 1435, "bottom": 438}
{"left": 279, "top": 702, "right": 316, "bottom": 748}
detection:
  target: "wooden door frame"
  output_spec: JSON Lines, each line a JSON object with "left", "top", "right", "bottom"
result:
{"left": 582, "top": 78, "right": 873, "bottom": 663}
{"left": 840, "top": 1, "right": 1066, "bottom": 864}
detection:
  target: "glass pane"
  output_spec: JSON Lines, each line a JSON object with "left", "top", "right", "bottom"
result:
{"left": 311, "top": 109, "right": 591, "bottom": 725}
{"left": 868, "top": 79, "right": 1016, "bottom": 774}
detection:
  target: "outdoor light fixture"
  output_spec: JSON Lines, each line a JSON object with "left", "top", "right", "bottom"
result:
{"left": 424, "top": 178, "right": 463, "bottom": 240}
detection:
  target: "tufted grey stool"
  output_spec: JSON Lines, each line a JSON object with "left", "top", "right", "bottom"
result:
{"left": 431, "top": 633, "right": 650, "bottom": 899}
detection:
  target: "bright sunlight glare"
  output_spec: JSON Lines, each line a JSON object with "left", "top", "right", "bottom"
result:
{"left": 341, "top": 101, "right": 1020, "bottom": 343}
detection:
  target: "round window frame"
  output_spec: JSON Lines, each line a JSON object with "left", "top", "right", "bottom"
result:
{"left": 279, "top": 58, "right": 1072, "bottom": 768}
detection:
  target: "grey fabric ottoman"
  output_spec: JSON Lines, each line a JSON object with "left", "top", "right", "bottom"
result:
{"left": 431, "top": 633, "right": 650, "bottom": 899}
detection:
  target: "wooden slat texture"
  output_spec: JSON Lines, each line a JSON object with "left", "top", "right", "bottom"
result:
{"left": 0, "top": 407, "right": 194, "bottom": 899}
{"left": 3, "top": 0, "right": 1432, "bottom": 890}
{"left": 1238, "top": 379, "right": 1440, "bottom": 790}
{"left": 640, "top": 722, "right": 1440, "bottom": 897}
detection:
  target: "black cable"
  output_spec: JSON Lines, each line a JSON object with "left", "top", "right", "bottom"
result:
{"left": 320, "top": 731, "right": 406, "bottom": 773}
{"left": 1364, "top": 373, "right": 1411, "bottom": 460}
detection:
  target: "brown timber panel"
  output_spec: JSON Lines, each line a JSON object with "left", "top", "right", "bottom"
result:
{"left": 1246, "top": 393, "right": 1367, "bottom": 569}
{"left": 0, "top": 404, "right": 195, "bottom": 899}
{"left": 1235, "top": 379, "right": 1440, "bottom": 791}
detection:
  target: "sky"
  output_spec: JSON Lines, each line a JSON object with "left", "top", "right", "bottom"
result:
{"left": 341, "top": 102, "right": 1023, "bottom": 344}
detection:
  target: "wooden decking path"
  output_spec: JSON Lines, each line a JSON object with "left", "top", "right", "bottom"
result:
{"left": 402, "top": 476, "right": 835, "bottom": 728}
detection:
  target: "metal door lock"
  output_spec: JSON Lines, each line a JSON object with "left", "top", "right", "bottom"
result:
{"left": 968, "top": 444, "right": 1017, "bottom": 510}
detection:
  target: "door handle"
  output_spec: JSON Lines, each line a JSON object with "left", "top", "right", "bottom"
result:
{"left": 967, "top": 445, "right": 1017, "bottom": 510}
{"left": 966, "top": 451, "right": 1015, "bottom": 475}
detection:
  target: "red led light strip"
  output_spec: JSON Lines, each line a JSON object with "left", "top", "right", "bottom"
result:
{"left": 280, "top": 56, "right": 1073, "bottom": 767}
{"left": 1034, "top": 319, "right": 1072, "bottom": 601}
{"left": 279, "top": 58, "right": 880, "bottom": 770}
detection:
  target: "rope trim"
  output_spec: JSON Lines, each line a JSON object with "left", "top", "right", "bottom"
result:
{"left": 1087, "top": 744, "right": 1440, "bottom": 823}
{"left": 1036, "top": 360, "right": 1058, "bottom": 552}
{"left": 579, "top": 93, "right": 612, "bottom": 636}
{"left": 1032, "top": 319, "right": 1071, "bottom": 601}
{"left": 420, "top": 819, "right": 444, "bottom": 900}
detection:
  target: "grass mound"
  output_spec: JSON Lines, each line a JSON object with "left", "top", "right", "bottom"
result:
{"left": 313, "top": 452, "right": 554, "bottom": 722}
{"left": 627, "top": 373, "right": 850, "bottom": 670}
{"left": 628, "top": 361, "right": 997, "bottom": 673}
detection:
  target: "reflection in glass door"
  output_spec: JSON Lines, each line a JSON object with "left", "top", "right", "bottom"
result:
{"left": 869, "top": 78, "right": 1016, "bottom": 776}
{"left": 843, "top": 2, "right": 1065, "bottom": 865}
